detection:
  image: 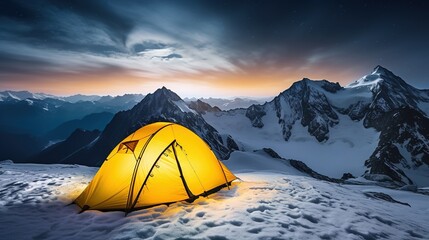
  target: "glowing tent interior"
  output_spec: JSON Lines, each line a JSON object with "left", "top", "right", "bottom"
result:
{"left": 75, "top": 122, "right": 236, "bottom": 213}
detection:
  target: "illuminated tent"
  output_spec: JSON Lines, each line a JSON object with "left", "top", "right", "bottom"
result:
{"left": 75, "top": 122, "right": 236, "bottom": 212}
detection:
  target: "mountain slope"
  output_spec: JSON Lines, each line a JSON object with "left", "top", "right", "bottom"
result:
{"left": 188, "top": 99, "right": 221, "bottom": 114}
{"left": 31, "top": 129, "right": 101, "bottom": 164}
{"left": 207, "top": 66, "right": 429, "bottom": 186}
{"left": 247, "top": 79, "right": 342, "bottom": 142}
{"left": 365, "top": 107, "right": 429, "bottom": 186}
{"left": 347, "top": 65, "right": 429, "bottom": 129}
{"left": 44, "top": 112, "right": 114, "bottom": 141}
{"left": 32, "top": 87, "right": 238, "bottom": 166}
{"left": 0, "top": 130, "right": 45, "bottom": 162}
{"left": 184, "top": 97, "right": 267, "bottom": 110}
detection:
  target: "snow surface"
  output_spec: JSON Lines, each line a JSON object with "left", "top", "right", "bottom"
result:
{"left": 1, "top": 153, "right": 428, "bottom": 240}
{"left": 204, "top": 110, "right": 379, "bottom": 179}
{"left": 173, "top": 100, "right": 197, "bottom": 114}
{"left": 417, "top": 100, "right": 429, "bottom": 116}
{"left": 324, "top": 86, "right": 373, "bottom": 109}
{"left": 346, "top": 73, "right": 383, "bottom": 90}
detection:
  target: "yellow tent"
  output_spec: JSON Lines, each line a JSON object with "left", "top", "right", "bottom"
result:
{"left": 75, "top": 122, "right": 236, "bottom": 212}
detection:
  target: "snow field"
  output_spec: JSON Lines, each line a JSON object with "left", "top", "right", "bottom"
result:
{"left": 204, "top": 110, "right": 379, "bottom": 179}
{"left": 1, "top": 157, "right": 428, "bottom": 240}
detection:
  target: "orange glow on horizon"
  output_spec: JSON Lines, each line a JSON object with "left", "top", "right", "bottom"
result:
{"left": 0, "top": 66, "right": 364, "bottom": 98}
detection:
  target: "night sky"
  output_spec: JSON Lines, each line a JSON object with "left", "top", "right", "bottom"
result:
{"left": 0, "top": 0, "right": 428, "bottom": 97}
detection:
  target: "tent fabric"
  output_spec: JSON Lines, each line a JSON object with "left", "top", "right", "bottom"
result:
{"left": 75, "top": 122, "right": 236, "bottom": 212}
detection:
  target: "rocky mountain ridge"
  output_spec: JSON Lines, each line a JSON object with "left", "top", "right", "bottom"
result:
{"left": 243, "top": 65, "right": 429, "bottom": 185}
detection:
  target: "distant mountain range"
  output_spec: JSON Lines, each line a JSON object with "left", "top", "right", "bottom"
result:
{"left": 0, "top": 92, "right": 144, "bottom": 161}
{"left": 184, "top": 97, "right": 269, "bottom": 110}
{"left": 0, "top": 91, "right": 144, "bottom": 135}
{"left": 2, "top": 65, "right": 428, "bottom": 186}
{"left": 0, "top": 91, "right": 144, "bottom": 103}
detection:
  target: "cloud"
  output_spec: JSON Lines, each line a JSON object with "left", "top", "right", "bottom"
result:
{"left": 0, "top": 0, "right": 428, "bottom": 96}
{"left": 0, "top": 0, "right": 240, "bottom": 84}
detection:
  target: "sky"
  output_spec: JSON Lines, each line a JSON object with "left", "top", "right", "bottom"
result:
{"left": 0, "top": 0, "right": 428, "bottom": 98}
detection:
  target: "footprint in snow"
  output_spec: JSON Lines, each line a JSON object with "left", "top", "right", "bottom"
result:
{"left": 251, "top": 217, "right": 265, "bottom": 222}
{"left": 246, "top": 205, "right": 275, "bottom": 213}
{"left": 308, "top": 197, "right": 324, "bottom": 204}
{"left": 204, "top": 221, "right": 223, "bottom": 227}
{"left": 196, "top": 212, "right": 206, "bottom": 218}
{"left": 247, "top": 227, "right": 262, "bottom": 234}
{"left": 290, "top": 220, "right": 312, "bottom": 229}
{"left": 287, "top": 204, "right": 298, "bottom": 209}
{"left": 286, "top": 212, "right": 301, "bottom": 219}
{"left": 136, "top": 226, "right": 156, "bottom": 239}
{"left": 179, "top": 217, "right": 189, "bottom": 224}
{"left": 229, "top": 220, "right": 243, "bottom": 226}
{"left": 302, "top": 214, "right": 319, "bottom": 224}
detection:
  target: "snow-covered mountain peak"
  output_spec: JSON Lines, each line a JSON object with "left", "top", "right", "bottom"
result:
{"left": 133, "top": 87, "right": 193, "bottom": 116}
{"left": 229, "top": 66, "right": 429, "bottom": 185}
{"left": 245, "top": 77, "right": 342, "bottom": 142}
{"left": 347, "top": 65, "right": 413, "bottom": 92}
{"left": 151, "top": 86, "right": 182, "bottom": 101}
{"left": 0, "top": 90, "right": 58, "bottom": 101}
{"left": 347, "top": 71, "right": 383, "bottom": 89}
{"left": 282, "top": 78, "right": 342, "bottom": 97}
{"left": 372, "top": 65, "right": 396, "bottom": 77}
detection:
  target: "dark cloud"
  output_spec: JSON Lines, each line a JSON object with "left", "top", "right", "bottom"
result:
{"left": 161, "top": 53, "right": 183, "bottom": 60}
{"left": 131, "top": 41, "right": 170, "bottom": 53}
{"left": 0, "top": 0, "right": 429, "bottom": 92}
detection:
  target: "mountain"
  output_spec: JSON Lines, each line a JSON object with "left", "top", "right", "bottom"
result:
{"left": 188, "top": 99, "right": 221, "bottom": 114}
{"left": 346, "top": 65, "right": 429, "bottom": 130}
{"left": 205, "top": 66, "right": 429, "bottom": 186}
{"left": 0, "top": 92, "right": 144, "bottom": 162}
{"left": 0, "top": 91, "right": 145, "bottom": 104}
{"left": 184, "top": 97, "right": 268, "bottom": 110}
{"left": 62, "top": 94, "right": 102, "bottom": 103}
{"left": 0, "top": 90, "right": 57, "bottom": 101}
{"left": 5, "top": 66, "right": 428, "bottom": 186}
{"left": 0, "top": 130, "right": 45, "bottom": 162}
{"left": 44, "top": 112, "right": 114, "bottom": 141}
{"left": 246, "top": 78, "right": 342, "bottom": 142}
{"left": 364, "top": 107, "right": 429, "bottom": 185}
{"left": 31, "top": 87, "right": 238, "bottom": 166}
{"left": 91, "top": 94, "right": 145, "bottom": 107}
{"left": 30, "top": 129, "right": 101, "bottom": 164}
{"left": 0, "top": 93, "right": 144, "bottom": 136}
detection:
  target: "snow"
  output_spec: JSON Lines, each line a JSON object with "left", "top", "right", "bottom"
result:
{"left": 7, "top": 92, "right": 21, "bottom": 100}
{"left": 417, "top": 100, "right": 429, "bottom": 116}
{"left": 0, "top": 91, "right": 58, "bottom": 101}
{"left": 1, "top": 155, "right": 428, "bottom": 240}
{"left": 173, "top": 100, "right": 197, "bottom": 114}
{"left": 346, "top": 73, "right": 383, "bottom": 90}
{"left": 325, "top": 87, "right": 373, "bottom": 109}
{"left": 25, "top": 99, "right": 34, "bottom": 105}
{"left": 204, "top": 110, "right": 379, "bottom": 179}
{"left": 43, "top": 140, "right": 65, "bottom": 150}
{"left": 401, "top": 164, "right": 429, "bottom": 187}
{"left": 298, "top": 79, "right": 373, "bottom": 110}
